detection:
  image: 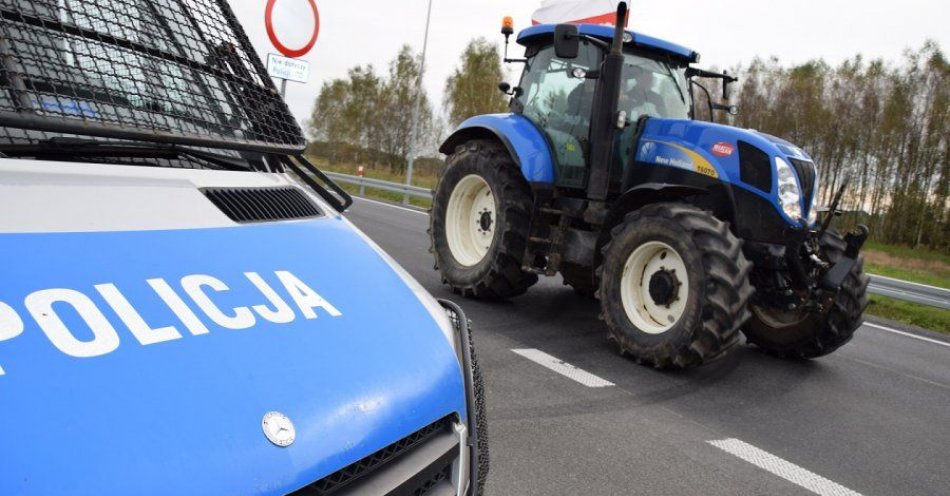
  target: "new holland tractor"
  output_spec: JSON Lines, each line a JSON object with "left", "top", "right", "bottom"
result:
{"left": 429, "top": 4, "right": 870, "bottom": 369}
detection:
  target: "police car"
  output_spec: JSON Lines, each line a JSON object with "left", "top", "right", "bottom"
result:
{"left": 0, "top": 1, "right": 486, "bottom": 494}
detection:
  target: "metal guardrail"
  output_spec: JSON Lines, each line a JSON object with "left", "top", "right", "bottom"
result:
{"left": 868, "top": 275, "right": 950, "bottom": 310}
{"left": 325, "top": 172, "right": 950, "bottom": 309}
{"left": 324, "top": 171, "right": 432, "bottom": 203}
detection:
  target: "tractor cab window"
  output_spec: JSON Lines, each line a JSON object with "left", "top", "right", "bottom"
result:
{"left": 517, "top": 43, "right": 601, "bottom": 187}
{"left": 619, "top": 53, "right": 690, "bottom": 121}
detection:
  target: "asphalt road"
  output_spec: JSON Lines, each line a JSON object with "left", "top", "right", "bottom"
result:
{"left": 346, "top": 197, "right": 950, "bottom": 496}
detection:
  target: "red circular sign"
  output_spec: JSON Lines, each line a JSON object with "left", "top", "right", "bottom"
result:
{"left": 265, "top": 0, "right": 319, "bottom": 58}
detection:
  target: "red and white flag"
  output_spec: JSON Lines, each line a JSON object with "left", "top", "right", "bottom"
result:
{"left": 531, "top": 0, "right": 629, "bottom": 26}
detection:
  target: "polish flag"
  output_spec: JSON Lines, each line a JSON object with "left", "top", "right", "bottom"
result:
{"left": 531, "top": 0, "right": 629, "bottom": 26}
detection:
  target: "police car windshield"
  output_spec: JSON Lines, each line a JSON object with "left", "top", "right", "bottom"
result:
{"left": 619, "top": 53, "right": 690, "bottom": 121}
{"left": 0, "top": 0, "right": 304, "bottom": 161}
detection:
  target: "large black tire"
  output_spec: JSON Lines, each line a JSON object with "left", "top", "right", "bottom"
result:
{"left": 429, "top": 140, "right": 538, "bottom": 299}
{"left": 743, "top": 230, "right": 870, "bottom": 359}
{"left": 597, "top": 203, "right": 754, "bottom": 369}
{"left": 467, "top": 321, "right": 489, "bottom": 495}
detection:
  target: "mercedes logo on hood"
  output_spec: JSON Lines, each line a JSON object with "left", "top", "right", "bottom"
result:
{"left": 261, "top": 411, "right": 296, "bottom": 447}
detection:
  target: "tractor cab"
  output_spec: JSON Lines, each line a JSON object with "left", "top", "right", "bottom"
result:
{"left": 508, "top": 24, "right": 705, "bottom": 190}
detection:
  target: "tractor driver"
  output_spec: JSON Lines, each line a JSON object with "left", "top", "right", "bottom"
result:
{"left": 620, "top": 65, "right": 667, "bottom": 120}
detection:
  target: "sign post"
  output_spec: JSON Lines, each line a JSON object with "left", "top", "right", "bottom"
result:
{"left": 403, "top": 0, "right": 433, "bottom": 206}
{"left": 264, "top": 0, "right": 319, "bottom": 98}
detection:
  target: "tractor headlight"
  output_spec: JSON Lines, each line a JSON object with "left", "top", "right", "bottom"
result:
{"left": 775, "top": 157, "right": 802, "bottom": 221}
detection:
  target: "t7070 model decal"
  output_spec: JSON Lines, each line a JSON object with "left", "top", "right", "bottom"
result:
{"left": 0, "top": 270, "right": 341, "bottom": 377}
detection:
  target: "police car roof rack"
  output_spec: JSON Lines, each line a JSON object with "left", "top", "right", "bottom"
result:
{"left": 0, "top": 0, "right": 305, "bottom": 155}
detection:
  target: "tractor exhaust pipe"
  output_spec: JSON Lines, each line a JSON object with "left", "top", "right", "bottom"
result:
{"left": 610, "top": 2, "right": 627, "bottom": 54}
{"left": 587, "top": 2, "right": 627, "bottom": 202}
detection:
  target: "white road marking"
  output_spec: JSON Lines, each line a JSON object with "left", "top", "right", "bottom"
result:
{"left": 351, "top": 195, "right": 428, "bottom": 215}
{"left": 864, "top": 322, "right": 950, "bottom": 348}
{"left": 512, "top": 348, "right": 614, "bottom": 388}
{"left": 709, "top": 439, "right": 863, "bottom": 496}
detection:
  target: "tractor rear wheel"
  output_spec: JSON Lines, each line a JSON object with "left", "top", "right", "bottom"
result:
{"left": 429, "top": 140, "right": 537, "bottom": 299}
{"left": 597, "top": 203, "right": 754, "bottom": 369}
{"left": 743, "top": 230, "right": 870, "bottom": 359}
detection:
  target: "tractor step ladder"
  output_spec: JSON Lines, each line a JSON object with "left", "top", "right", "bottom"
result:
{"left": 522, "top": 197, "right": 569, "bottom": 276}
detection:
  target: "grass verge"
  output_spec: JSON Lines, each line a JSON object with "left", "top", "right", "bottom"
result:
{"left": 864, "top": 240, "right": 950, "bottom": 265}
{"left": 867, "top": 295, "right": 950, "bottom": 334}
{"left": 863, "top": 241, "right": 949, "bottom": 289}
{"left": 864, "top": 262, "right": 949, "bottom": 289}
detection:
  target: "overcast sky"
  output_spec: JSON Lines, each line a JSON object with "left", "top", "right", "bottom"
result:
{"left": 231, "top": 1, "right": 948, "bottom": 127}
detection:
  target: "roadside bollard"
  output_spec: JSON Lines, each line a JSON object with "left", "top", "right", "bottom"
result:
{"left": 357, "top": 166, "right": 365, "bottom": 196}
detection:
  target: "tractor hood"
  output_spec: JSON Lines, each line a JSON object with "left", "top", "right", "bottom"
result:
{"left": 635, "top": 118, "right": 818, "bottom": 225}
{"left": 0, "top": 160, "right": 466, "bottom": 495}
{"left": 637, "top": 118, "right": 810, "bottom": 184}
{"left": 749, "top": 130, "right": 814, "bottom": 162}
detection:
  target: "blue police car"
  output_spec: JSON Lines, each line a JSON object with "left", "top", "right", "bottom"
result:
{"left": 0, "top": 1, "right": 487, "bottom": 494}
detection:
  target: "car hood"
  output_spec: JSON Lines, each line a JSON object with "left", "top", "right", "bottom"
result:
{"left": 0, "top": 215, "right": 465, "bottom": 495}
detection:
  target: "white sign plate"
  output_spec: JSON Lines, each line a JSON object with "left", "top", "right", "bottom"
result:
{"left": 267, "top": 53, "right": 310, "bottom": 83}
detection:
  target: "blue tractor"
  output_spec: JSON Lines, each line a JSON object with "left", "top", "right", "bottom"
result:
{"left": 429, "top": 4, "right": 870, "bottom": 369}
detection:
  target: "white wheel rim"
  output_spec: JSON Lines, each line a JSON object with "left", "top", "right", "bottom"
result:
{"left": 620, "top": 241, "right": 689, "bottom": 335}
{"left": 445, "top": 174, "right": 496, "bottom": 267}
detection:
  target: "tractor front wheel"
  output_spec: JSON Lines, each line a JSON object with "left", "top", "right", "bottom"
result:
{"left": 429, "top": 140, "right": 538, "bottom": 299}
{"left": 743, "top": 230, "right": 870, "bottom": 359}
{"left": 597, "top": 203, "right": 754, "bottom": 369}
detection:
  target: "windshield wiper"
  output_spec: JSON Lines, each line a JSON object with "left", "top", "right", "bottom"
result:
{"left": 0, "top": 137, "right": 254, "bottom": 171}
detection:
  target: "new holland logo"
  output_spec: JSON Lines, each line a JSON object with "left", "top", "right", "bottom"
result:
{"left": 711, "top": 142, "right": 735, "bottom": 157}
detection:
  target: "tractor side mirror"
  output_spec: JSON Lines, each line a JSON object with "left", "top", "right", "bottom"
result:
{"left": 554, "top": 24, "right": 579, "bottom": 59}
{"left": 498, "top": 82, "right": 523, "bottom": 97}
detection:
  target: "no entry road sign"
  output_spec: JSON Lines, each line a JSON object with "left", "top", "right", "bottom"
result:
{"left": 265, "top": 0, "right": 319, "bottom": 58}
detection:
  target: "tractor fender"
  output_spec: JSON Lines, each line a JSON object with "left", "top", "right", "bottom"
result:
{"left": 440, "top": 114, "right": 555, "bottom": 183}
{"left": 604, "top": 183, "right": 710, "bottom": 230}
{"left": 597, "top": 182, "right": 739, "bottom": 267}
